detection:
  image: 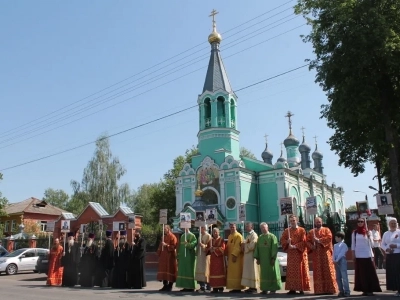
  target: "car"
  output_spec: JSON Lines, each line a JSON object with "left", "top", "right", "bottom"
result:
{"left": 0, "top": 248, "right": 49, "bottom": 275}
{"left": 277, "top": 250, "right": 287, "bottom": 281}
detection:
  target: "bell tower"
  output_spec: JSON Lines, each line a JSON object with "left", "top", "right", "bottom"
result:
{"left": 197, "top": 10, "right": 240, "bottom": 164}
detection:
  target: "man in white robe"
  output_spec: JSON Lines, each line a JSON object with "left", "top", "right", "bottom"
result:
{"left": 195, "top": 226, "right": 211, "bottom": 292}
{"left": 241, "top": 222, "right": 259, "bottom": 293}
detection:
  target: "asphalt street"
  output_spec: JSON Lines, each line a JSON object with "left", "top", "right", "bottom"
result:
{"left": 0, "top": 270, "right": 396, "bottom": 300}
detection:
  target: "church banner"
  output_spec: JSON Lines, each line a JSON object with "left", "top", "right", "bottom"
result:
{"left": 238, "top": 204, "right": 246, "bottom": 222}
{"left": 376, "top": 193, "right": 394, "bottom": 215}
{"left": 205, "top": 208, "right": 217, "bottom": 225}
{"left": 306, "top": 196, "right": 318, "bottom": 215}
{"left": 61, "top": 220, "right": 70, "bottom": 233}
{"left": 159, "top": 209, "right": 168, "bottom": 225}
{"left": 180, "top": 212, "right": 191, "bottom": 229}
{"left": 194, "top": 211, "right": 206, "bottom": 227}
{"left": 80, "top": 224, "right": 88, "bottom": 234}
{"left": 356, "top": 201, "right": 370, "bottom": 218}
{"left": 98, "top": 220, "right": 103, "bottom": 232}
{"left": 113, "top": 221, "right": 126, "bottom": 231}
{"left": 280, "top": 197, "right": 293, "bottom": 215}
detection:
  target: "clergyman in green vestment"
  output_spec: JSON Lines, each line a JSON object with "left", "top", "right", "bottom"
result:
{"left": 254, "top": 222, "right": 282, "bottom": 294}
{"left": 176, "top": 228, "right": 197, "bottom": 291}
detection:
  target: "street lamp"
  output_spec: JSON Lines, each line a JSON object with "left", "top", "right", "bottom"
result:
{"left": 368, "top": 186, "right": 378, "bottom": 192}
{"left": 353, "top": 190, "right": 368, "bottom": 201}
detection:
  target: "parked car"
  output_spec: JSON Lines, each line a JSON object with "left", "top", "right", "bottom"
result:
{"left": 277, "top": 250, "right": 287, "bottom": 280}
{"left": 36, "top": 252, "right": 49, "bottom": 274}
{"left": 0, "top": 248, "right": 49, "bottom": 275}
{"left": 0, "top": 246, "right": 9, "bottom": 257}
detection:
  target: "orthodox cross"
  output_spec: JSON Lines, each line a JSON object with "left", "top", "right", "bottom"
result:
{"left": 209, "top": 9, "right": 219, "bottom": 29}
{"left": 264, "top": 134, "right": 268, "bottom": 143}
{"left": 280, "top": 142, "right": 284, "bottom": 152}
{"left": 230, "top": 119, "right": 235, "bottom": 128}
{"left": 301, "top": 126, "right": 306, "bottom": 137}
{"left": 205, "top": 119, "right": 211, "bottom": 127}
{"left": 285, "top": 111, "right": 294, "bottom": 133}
{"left": 313, "top": 135, "right": 318, "bottom": 145}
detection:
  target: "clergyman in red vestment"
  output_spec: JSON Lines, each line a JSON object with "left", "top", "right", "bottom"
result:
{"left": 306, "top": 217, "right": 338, "bottom": 295}
{"left": 46, "top": 238, "right": 64, "bottom": 286}
{"left": 280, "top": 215, "right": 311, "bottom": 295}
{"left": 157, "top": 225, "right": 178, "bottom": 291}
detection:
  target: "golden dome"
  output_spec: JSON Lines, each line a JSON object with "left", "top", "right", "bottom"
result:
{"left": 208, "top": 29, "right": 222, "bottom": 44}
{"left": 195, "top": 186, "right": 204, "bottom": 197}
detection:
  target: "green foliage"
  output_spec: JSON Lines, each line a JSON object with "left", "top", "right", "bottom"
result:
{"left": 70, "top": 134, "right": 133, "bottom": 214}
{"left": 42, "top": 188, "right": 69, "bottom": 210}
{"left": 295, "top": 0, "right": 400, "bottom": 215}
{"left": 149, "top": 146, "right": 199, "bottom": 225}
{"left": 240, "top": 147, "right": 257, "bottom": 160}
{"left": 345, "top": 205, "right": 357, "bottom": 212}
{"left": 132, "top": 183, "right": 160, "bottom": 226}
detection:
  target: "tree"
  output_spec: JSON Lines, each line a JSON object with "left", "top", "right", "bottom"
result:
{"left": 42, "top": 188, "right": 69, "bottom": 210}
{"left": 240, "top": 147, "right": 257, "bottom": 160}
{"left": 345, "top": 205, "right": 357, "bottom": 212}
{"left": 295, "top": 0, "right": 400, "bottom": 218}
{"left": 149, "top": 146, "right": 199, "bottom": 224}
{"left": 70, "top": 134, "right": 132, "bottom": 214}
{"left": 131, "top": 183, "right": 160, "bottom": 226}
{"left": 0, "top": 173, "right": 9, "bottom": 237}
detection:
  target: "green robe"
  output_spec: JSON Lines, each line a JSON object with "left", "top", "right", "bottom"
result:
{"left": 176, "top": 231, "right": 197, "bottom": 289}
{"left": 254, "top": 232, "right": 282, "bottom": 292}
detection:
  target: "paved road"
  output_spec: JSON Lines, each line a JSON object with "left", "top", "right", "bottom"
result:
{"left": 0, "top": 270, "right": 396, "bottom": 299}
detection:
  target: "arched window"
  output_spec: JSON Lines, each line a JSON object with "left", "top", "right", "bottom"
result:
{"left": 217, "top": 96, "right": 225, "bottom": 127}
{"left": 202, "top": 189, "right": 218, "bottom": 205}
{"left": 230, "top": 99, "right": 236, "bottom": 128}
{"left": 204, "top": 98, "right": 211, "bottom": 128}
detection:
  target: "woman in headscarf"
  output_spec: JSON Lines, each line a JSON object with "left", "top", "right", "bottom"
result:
{"left": 351, "top": 218, "right": 382, "bottom": 296}
{"left": 381, "top": 218, "right": 400, "bottom": 297}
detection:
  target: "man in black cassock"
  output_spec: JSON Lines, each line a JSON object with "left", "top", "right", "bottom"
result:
{"left": 61, "top": 232, "right": 81, "bottom": 287}
{"left": 95, "top": 230, "right": 114, "bottom": 287}
{"left": 128, "top": 230, "right": 147, "bottom": 289}
{"left": 79, "top": 233, "right": 98, "bottom": 287}
{"left": 111, "top": 230, "right": 130, "bottom": 289}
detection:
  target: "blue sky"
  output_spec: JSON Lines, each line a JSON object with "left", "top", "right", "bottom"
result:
{"left": 0, "top": 1, "right": 379, "bottom": 209}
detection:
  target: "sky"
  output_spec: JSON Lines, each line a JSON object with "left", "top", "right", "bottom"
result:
{"left": 0, "top": 1, "right": 379, "bottom": 209}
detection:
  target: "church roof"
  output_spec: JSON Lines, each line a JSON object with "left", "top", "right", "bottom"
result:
{"left": 5, "top": 197, "right": 68, "bottom": 216}
{"left": 202, "top": 38, "right": 234, "bottom": 95}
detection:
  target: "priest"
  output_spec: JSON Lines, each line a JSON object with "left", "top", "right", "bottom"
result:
{"left": 61, "top": 232, "right": 81, "bottom": 287}
{"left": 128, "top": 230, "right": 147, "bottom": 289}
{"left": 79, "top": 233, "right": 98, "bottom": 287}
{"left": 176, "top": 228, "right": 197, "bottom": 292}
{"left": 95, "top": 230, "right": 114, "bottom": 287}
{"left": 112, "top": 230, "right": 130, "bottom": 289}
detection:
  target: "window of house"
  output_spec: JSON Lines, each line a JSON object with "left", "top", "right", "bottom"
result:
{"left": 11, "top": 220, "right": 16, "bottom": 231}
{"left": 40, "top": 221, "right": 47, "bottom": 232}
{"left": 5, "top": 221, "right": 10, "bottom": 232}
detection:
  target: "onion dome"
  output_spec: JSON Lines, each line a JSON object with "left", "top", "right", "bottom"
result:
{"left": 208, "top": 9, "right": 222, "bottom": 44}
{"left": 299, "top": 136, "right": 311, "bottom": 152}
{"left": 312, "top": 144, "right": 323, "bottom": 160}
{"left": 284, "top": 133, "right": 300, "bottom": 148}
{"left": 261, "top": 135, "right": 273, "bottom": 164}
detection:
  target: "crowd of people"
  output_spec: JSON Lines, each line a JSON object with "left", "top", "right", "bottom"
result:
{"left": 45, "top": 216, "right": 400, "bottom": 297}
{"left": 46, "top": 229, "right": 146, "bottom": 289}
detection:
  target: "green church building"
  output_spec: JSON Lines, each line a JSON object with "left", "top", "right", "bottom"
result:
{"left": 172, "top": 12, "right": 345, "bottom": 235}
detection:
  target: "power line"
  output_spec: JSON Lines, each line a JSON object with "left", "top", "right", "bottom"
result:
{"left": 0, "top": 20, "right": 304, "bottom": 149}
{"left": 0, "top": 64, "right": 309, "bottom": 172}
{"left": 0, "top": 1, "right": 296, "bottom": 138}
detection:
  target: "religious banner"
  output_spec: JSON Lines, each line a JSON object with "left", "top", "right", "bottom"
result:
{"left": 159, "top": 209, "right": 168, "bottom": 225}
{"left": 280, "top": 197, "right": 293, "bottom": 215}
{"left": 194, "top": 211, "right": 206, "bottom": 227}
{"left": 61, "top": 220, "right": 70, "bottom": 232}
{"left": 46, "top": 221, "right": 55, "bottom": 232}
{"left": 205, "top": 208, "right": 217, "bottom": 225}
{"left": 128, "top": 215, "right": 135, "bottom": 229}
{"left": 180, "top": 212, "right": 191, "bottom": 229}
{"left": 113, "top": 221, "right": 126, "bottom": 231}
{"left": 238, "top": 203, "right": 246, "bottom": 222}
{"left": 356, "top": 201, "right": 370, "bottom": 218}
{"left": 80, "top": 224, "right": 87, "bottom": 234}
{"left": 376, "top": 193, "right": 394, "bottom": 215}
{"left": 306, "top": 196, "right": 318, "bottom": 215}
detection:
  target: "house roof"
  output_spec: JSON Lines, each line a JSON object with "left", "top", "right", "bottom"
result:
{"left": 5, "top": 197, "right": 68, "bottom": 216}
{"left": 76, "top": 202, "right": 109, "bottom": 220}
{"left": 111, "top": 205, "right": 134, "bottom": 218}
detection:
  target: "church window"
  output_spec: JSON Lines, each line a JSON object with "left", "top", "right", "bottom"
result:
{"left": 217, "top": 96, "right": 225, "bottom": 127}
{"left": 202, "top": 189, "right": 218, "bottom": 205}
{"left": 226, "top": 198, "right": 236, "bottom": 209}
{"left": 230, "top": 99, "right": 236, "bottom": 128}
{"left": 204, "top": 98, "right": 211, "bottom": 128}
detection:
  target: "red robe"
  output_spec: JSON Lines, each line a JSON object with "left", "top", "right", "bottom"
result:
{"left": 208, "top": 237, "right": 226, "bottom": 288}
{"left": 280, "top": 226, "right": 311, "bottom": 291}
{"left": 306, "top": 227, "right": 338, "bottom": 294}
{"left": 46, "top": 245, "right": 64, "bottom": 286}
{"left": 156, "top": 232, "right": 177, "bottom": 282}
